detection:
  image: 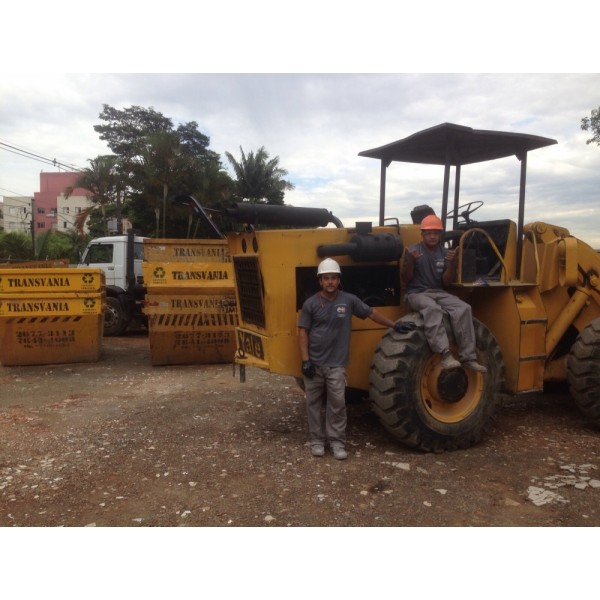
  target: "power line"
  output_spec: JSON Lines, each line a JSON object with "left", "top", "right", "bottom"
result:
{"left": 0, "top": 139, "right": 85, "bottom": 172}
{"left": 0, "top": 186, "right": 31, "bottom": 199}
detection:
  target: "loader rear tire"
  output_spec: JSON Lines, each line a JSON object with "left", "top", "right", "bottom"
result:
{"left": 369, "top": 314, "right": 504, "bottom": 452}
{"left": 567, "top": 318, "right": 600, "bottom": 421}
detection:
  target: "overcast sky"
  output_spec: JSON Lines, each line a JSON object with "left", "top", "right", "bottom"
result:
{"left": 1, "top": 73, "right": 599, "bottom": 246}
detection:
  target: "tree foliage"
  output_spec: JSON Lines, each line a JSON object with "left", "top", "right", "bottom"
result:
{"left": 225, "top": 146, "right": 294, "bottom": 204}
{"left": 65, "top": 154, "right": 123, "bottom": 236}
{"left": 0, "top": 230, "right": 83, "bottom": 263}
{"left": 94, "top": 105, "right": 173, "bottom": 158}
{"left": 0, "top": 231, "right": 34, "bottom": 261}
{"left": 61, "top": 105, "right": 294, "bottom": 242}
{"left": 90, "top": 105, "right": 236, "bottom": 237}
{"left": 581, "top": 106, "right": 600, "bottom": 146}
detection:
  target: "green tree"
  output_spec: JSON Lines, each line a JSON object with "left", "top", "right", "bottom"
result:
{"left": 225, "top": 146, "right": 294, "bottom": 205}
{"left": 65, "top": 155, "right": 125, "bottom": 236}
{"left": 0, "top": 231, "right": 34, "bottom": 261}
{"left": 94, "top": 104, "right": 173, "bottom": 158}
{"left": 137, "top": 131, "right": 182, "bottom": 237}
{"left": 581, "top": 106, "right": 600, "bottom": 146}
{"left": 92, "top": 105, "right": 235, "bottom": 237}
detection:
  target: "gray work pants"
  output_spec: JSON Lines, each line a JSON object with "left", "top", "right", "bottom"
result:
{"left": 405, "top": 289, "right": 477, "bottom": 361}
{"left": 303, "top": 366, "right": 347, "bottom": 449}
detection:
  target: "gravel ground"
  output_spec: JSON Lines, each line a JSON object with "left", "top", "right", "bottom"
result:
{"left": 2, "top": 332, "right": 600, "bottom": 528}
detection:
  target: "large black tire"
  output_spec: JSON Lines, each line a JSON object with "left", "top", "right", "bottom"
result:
{"left": 369, "top": 314, "right": 505, "bottom": 452}
{"left": 103, "top": 296, "right": 129, "bottom": 337}
{"left": 567, "top": 318, "right": 600, "bottom": 421}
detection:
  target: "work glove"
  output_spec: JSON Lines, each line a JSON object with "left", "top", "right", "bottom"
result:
{"left": 302, "top": 360, "right": 316, "bottom": 379}
{"left": 394, "top": 321, "right": 417, "bottom": 334}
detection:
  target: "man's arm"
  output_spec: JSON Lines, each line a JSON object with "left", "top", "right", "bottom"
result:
{"left": 442, "top": 247, "right": 458, "bottom": 286}
{"left": 298, "top": 327, "right": 310, "bottom": 361}
{"left": 401, "top": 247, "right": 421, "bottom": 285}
{"left": 368, "top": 308, "right": 396, "bottom": 328}
{"left": 368, "top": 308, "right": 417, "bottom": 334}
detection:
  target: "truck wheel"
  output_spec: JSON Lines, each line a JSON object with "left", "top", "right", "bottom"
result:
{"left": 369, "top": 314, "right": 504, "bottom": 452}
{"left": 567, "top": 318, "right": 600, "bottom": 421}
{"left": 103, "top": 296, "right": 128, "bottom": 336}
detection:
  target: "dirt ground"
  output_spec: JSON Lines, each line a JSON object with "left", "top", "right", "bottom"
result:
{"left": 2, "top": 331, "right": 600, "bottom": 528}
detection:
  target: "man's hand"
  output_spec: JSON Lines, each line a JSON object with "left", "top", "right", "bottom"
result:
{"left": 302, "top": 360, "right": 316, "bottom": 379}
{"left": 407, "top": 248, "right": 422, "bottom": 262}
{"left": 446, "top": 248, "right": 458, "bottom": 263}
{"left": 394, "top": 321, "right": 417, "bottom": 334}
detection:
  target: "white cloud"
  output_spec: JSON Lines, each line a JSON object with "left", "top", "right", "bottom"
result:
{"left": 1, "top": 73, "right": 599, "bottom": 246}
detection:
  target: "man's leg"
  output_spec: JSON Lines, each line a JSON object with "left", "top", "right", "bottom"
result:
{"left": 304, "top": 369, "right": 326, "bottom": 451}
{"left": 405, "top": 292, "right": 449, "bottom": 354}
{"left": 435, "top": 292, "right": 477, "bottom": 361}
{"left": 323, "top": 366, "right": 347, "bottom": 449}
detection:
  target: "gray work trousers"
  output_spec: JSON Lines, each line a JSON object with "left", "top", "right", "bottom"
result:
{"left": 405, "top": 289, "right": 477, "bottom": 361}
{"left": 303, "top": 366, "right": 347, "bottom": 449}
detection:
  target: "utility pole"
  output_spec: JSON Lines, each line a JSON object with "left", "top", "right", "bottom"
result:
{"left": 30, "top": 197, "right": 36, "bottom": 256}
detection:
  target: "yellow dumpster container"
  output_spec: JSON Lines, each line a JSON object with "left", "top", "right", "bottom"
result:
{"left": 0, "top": 268, "right": 104, "bottom": 366}
{"left": 144, "top": 292, "right": 237, "bottom": 365}
{"left": 143, "top": 239, "right": 238, "bottom": 366}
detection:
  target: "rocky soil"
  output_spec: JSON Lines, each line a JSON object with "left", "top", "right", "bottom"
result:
{"left": 2, "top": 332, "right": 600, "bottom": 528}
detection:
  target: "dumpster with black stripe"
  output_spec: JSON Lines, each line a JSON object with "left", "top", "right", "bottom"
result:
{"left": 0, "top": 267, "right": 104, "bottom": 366}
{"left": 142, "top": 239, "right": 238, "bottom": 366}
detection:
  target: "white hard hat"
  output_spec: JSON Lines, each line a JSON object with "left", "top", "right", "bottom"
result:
{"left": 317, "top": 258, "right": 341, "bottom": 276}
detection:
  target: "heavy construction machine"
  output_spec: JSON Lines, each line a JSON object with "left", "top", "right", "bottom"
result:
{"left": 227, "top": 123, "right": 600, "bottom": 452}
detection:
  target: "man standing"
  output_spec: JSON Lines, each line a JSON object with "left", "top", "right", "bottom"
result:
{"left": 401, "top": 214, "right": 487, "bottom": 373}
{"left": 298, "top": 258, "right": 414, "bottom": 460}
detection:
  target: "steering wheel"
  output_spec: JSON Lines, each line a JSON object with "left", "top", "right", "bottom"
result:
{"left": 446, "top": 200, "right": 484, "bottom": 225}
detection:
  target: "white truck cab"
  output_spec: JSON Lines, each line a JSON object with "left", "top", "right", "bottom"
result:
{"left": 78, "top": 233, "right": 147, "bottom": 335}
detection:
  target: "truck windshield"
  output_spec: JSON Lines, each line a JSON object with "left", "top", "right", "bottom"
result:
{"left": 86, "top": 244, "right": 114, "bottom": 264}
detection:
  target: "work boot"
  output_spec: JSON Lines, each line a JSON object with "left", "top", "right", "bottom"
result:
{"left": 331, "top": 446, "right": 348, "bottom": 460}
{"left": 311, "top": 444, "right": 325, "bottom": 457}
{"left": 440, "top": 350, "right": 461, "bottom": 370}
{"left": 462, "top": 360, "right": 487, "bottom": 373}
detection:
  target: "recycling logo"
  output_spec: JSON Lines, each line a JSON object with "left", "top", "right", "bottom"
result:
{"left": 84, "top": 298, "right": 96, "bottom": 308}
{"left": 153, "top": 266, "right": 166, "bottom": 279}
{"left": 82, "top": 273, "right": 95, "bottom": 284}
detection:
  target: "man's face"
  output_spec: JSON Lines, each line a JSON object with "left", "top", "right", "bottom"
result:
{"left": 421, "top": 229, "right": 442, "bottom": 249}
{"left": 319, "top": 273, "right": 340, "bottom": 294}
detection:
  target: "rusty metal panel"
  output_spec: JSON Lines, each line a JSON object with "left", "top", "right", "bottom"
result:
{"left": 0, "top": 314, "right": 103, "bottom": 366}
{"left": 146, "top": 293, "right": 237, "bottom": 365}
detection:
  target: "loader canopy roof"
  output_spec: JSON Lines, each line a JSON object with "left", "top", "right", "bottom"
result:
{"left": 359, "top": 122, "right": 557, "bottom": 278}
{"left": 358, "top": 122, "right": 556, "bottom": 166}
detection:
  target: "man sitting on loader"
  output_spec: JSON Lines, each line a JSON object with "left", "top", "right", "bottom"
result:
{"left": 401, "top": 214, "right": 487, "bottom": 373}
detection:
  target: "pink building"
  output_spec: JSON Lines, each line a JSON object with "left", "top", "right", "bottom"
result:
{"left": 33, "top": 171, "right": 89, "bottom": 234}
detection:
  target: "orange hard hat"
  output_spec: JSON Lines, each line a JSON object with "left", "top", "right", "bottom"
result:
{"left": 420, "top": 214, "right": 444, "bottom": 230}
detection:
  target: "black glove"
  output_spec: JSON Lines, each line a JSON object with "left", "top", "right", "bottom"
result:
{"left": 394, "top": 321, "right": 417, "bottom": 334}
{"left": 302, "top": 360, "right": 316, "bottom": 379}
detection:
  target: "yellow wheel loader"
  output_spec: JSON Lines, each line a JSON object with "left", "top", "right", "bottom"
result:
{"left": 227, "top": 123, "right": 600, "bottom": 452}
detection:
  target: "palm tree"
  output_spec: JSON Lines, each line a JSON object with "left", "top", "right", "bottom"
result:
{"left": 65, "top": 155, "right": 123, "bottom": 236}
{"left": 225, "top": 146, "right": 294, "bottom": 205}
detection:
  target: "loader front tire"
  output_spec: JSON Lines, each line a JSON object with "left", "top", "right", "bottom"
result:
{"left": 369, "top": 314, "right": 504, "bottom": 452}
{"left": 567, "top": 318, "right": 600, "bottom": 421}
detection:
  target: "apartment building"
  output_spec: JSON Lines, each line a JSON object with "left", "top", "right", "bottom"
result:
{"left": 32, "top": 171, "right": 92, "bottom": 234}
{"left": 0, "top": 196, "right": 32, "bottom": 233}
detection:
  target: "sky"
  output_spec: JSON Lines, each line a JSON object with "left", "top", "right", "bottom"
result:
{"left": 2, "top": 72, "right": 599, "bottom": 246}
